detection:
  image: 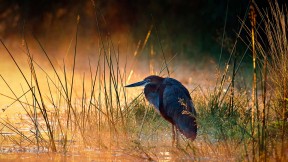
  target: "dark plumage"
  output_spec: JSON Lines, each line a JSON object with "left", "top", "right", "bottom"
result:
{"left": 126, "top": 75, "right": 197, "bottom": 140}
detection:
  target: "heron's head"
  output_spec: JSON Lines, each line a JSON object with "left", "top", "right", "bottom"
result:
{"left": 125, "top": 75, "right": 164, "bottom": 88}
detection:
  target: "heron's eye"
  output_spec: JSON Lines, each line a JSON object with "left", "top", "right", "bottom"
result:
{"left": 146, "top": 78, "right": 151, "bottom": 82}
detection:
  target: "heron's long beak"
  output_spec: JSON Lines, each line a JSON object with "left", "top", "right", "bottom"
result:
{"left": 125, "top": 80, "right": 148, "bottom": 87}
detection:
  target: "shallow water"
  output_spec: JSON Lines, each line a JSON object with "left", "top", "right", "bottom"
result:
{"left": 0, "top": 147, "right": 187, "bottom": 162}
{"left": 0, "top": 151, "right": 137, "bottom": 162}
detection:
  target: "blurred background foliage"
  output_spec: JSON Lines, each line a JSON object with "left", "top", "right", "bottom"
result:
{"left": 0, "top": 0, "right": 249, "bottom": 59}
{"left": 0, "top": 0, "right": 287, "bottom": 61}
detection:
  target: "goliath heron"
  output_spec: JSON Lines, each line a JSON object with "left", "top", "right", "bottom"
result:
{"left": 125, "top": 75, "right": 197, "bottom": 143}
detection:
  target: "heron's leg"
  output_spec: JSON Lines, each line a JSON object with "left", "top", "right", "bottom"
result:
{"left": 172, "top": 125, "right": 179, "bottom": 147}
{"left": 175, "top": 126, "right": 179, "bottom": 147}
{"left": 172, "top": 125, "right": 175, "bottom": 146}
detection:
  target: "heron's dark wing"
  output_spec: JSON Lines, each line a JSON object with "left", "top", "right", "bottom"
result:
{"left": 162, "top": 78, "right": 197, "bottom": 139}
{"left": 162, "top": 78, "right": 196, "bottom": 115}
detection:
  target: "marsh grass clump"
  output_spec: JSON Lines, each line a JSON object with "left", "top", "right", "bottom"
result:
{"left": 198, "top": 99, "right": 250, "bottom": 141}
{"left": 133, "top": 99, "right": 164, "bottom": 127}
{"left": 254, "top": 1, "right": 288, "bottom": 160}
{"left": 191, "top": 1, "right": 288, "bottom": 160}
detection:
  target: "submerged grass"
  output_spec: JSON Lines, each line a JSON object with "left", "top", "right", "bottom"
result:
{"left": 0, "top": 0, "right": 287, "bottom": 161}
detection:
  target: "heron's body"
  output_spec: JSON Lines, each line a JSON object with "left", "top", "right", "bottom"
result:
{"left": 126, "top": 75, "right": 197, "bottom": 140}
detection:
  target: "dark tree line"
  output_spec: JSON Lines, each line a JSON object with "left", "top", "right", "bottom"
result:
{"left": 2, "top": 0, "right": 284, "bottom": 58}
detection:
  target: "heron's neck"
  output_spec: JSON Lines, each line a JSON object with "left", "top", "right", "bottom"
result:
{"left": 145, "top": 83, "right": 161, "bottom": 92}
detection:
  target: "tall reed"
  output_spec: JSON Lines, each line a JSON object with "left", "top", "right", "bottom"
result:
{"left": 254, "top": 1, "right": 288, "bottom": 160}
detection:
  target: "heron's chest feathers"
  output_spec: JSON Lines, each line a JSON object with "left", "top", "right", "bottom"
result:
{"left": 146, "top": 92, "right": 160, "bottom": 112}
{"left": 144, "top": 84, "right": 164, "bottom": 113}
